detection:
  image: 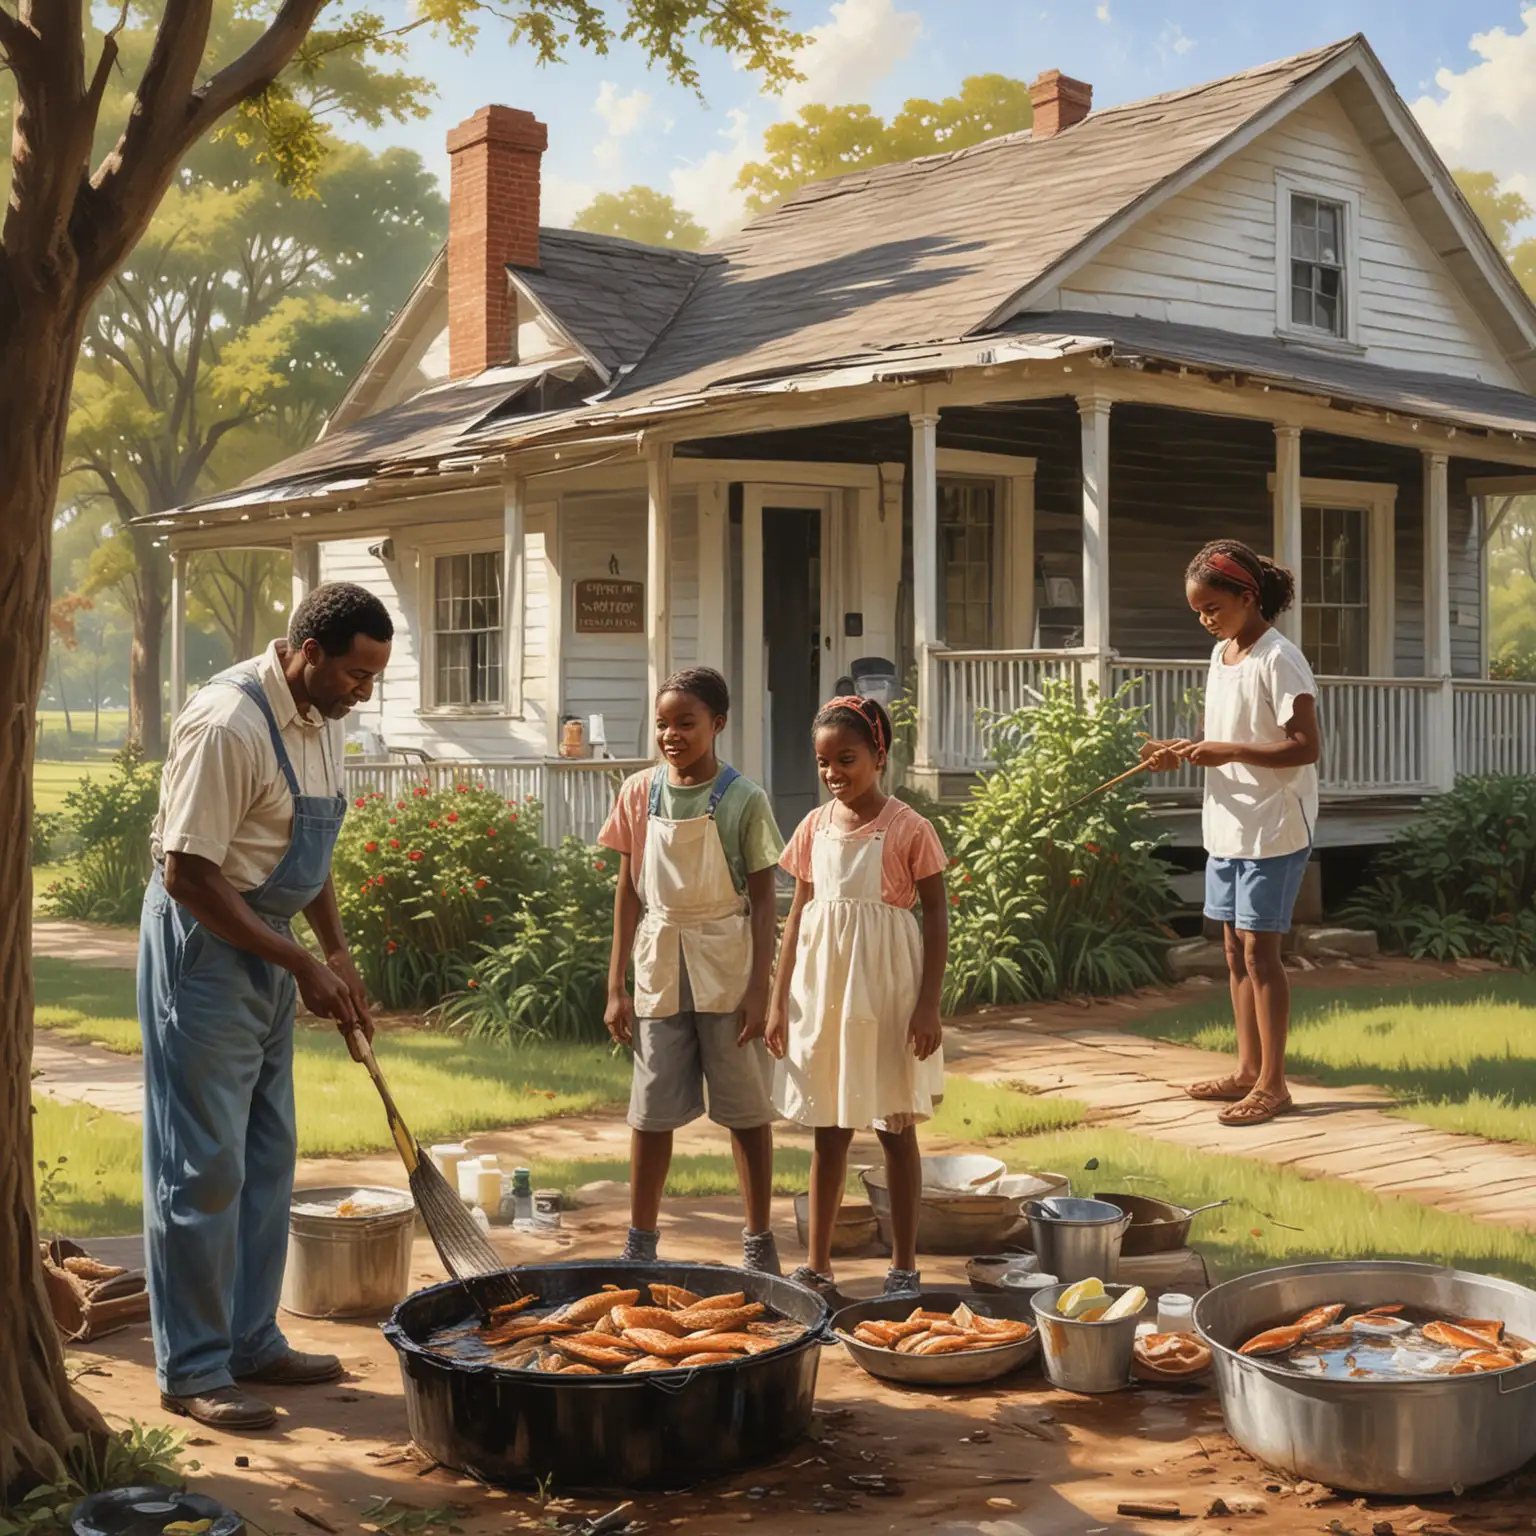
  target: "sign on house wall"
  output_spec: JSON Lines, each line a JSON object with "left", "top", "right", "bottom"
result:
{"left": 573, "top": 578, "right": 645, "bottom": 634}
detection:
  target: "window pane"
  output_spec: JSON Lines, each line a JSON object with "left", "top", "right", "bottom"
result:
{"left": 1291, "top": 283, "right": 1313, "bottom": 328}
{"left": 1314, "top": 290, "right": 1338, "bottom": 334}
{"left": 1337, "top": 607, "right": 1368, "bottom": 676}
{"left": 1317, "top": 203, "right": 1341, "bottom": 263}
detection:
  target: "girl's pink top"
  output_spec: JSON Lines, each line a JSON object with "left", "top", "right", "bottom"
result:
{"left": 779, "top": 798, "right": 948, "bottom": 908}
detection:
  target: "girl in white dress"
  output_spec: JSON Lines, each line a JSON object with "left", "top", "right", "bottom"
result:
{"left": 766, "top": 696, "right": 948, "bottom": 1299}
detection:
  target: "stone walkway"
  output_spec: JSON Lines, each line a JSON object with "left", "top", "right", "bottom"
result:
{"left": 32, "top": 919, "right": 139, "bottom": 966}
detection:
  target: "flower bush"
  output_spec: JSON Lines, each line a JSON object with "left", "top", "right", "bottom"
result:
{"left": 331, "top": 781, "right": 549, "bottom": 1009}
{"left": 41, "top": 747, "right": 160, "bottom": 924}
{"left": 435, "top": 842, "right": 619, "bottom": 1045}
{"left": 1340, "top": 775, "right": 1536, "bottom": 968}
{"left": 941, "top": 679, "right": 1175, "bottom": 1010}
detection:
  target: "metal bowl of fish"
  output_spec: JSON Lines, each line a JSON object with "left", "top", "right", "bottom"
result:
{"left": 1195, "top": 1260, "right": 1536, "bottom": 1495}
{"left": 831, "top": 1290, "right": 1040, "bottom": 1386}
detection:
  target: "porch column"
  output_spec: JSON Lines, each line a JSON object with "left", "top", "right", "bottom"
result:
{"left": 696, "top": 480, "right": 730, "bottom": 755}
{"left": 910, "top": 410, "right": 941, "bottom": 769}
{"left": 1078, "top": 394, "right": 1112, "bottom": 696}
{"left": 502, "top": 471, "right": 526, "bottom": 714}
{"left": 290, "top": 537, "right": 319, "bottom": 615}
{"left": 1423, "top": 450, "right": 1454, "bottom": 790}
{"left": 170, "top": 548, "right": 187, "bottom": 717}
{"left": 646, "top": 443, "right": 673, "bottom": 707}
{"left": 1272, "top": 426, "right": 1303, "bottom": 647}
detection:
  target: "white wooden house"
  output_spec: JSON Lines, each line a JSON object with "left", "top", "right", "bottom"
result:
{"left": 147, "top": 36, "right": 1536, "bottom": 852}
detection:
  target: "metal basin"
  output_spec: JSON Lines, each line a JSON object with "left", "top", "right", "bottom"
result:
{"left": 1025, "top": 1197, "right": 1131, "bottom": 1284}
{"left": 861, "top": 1167, "right": 1069, "bottom": 1255}
{"left": 281, "top": 1185, "right": 415, "bottom": 1319}
{"left": 831, "top": 1290, "right": 1040, "bottom": 1387}
{"left": 1032, "top": 1281, "right": 1146, "bottom": 1393}
{"left": 1195, "top": 1261, "right": 1536, "bottom": 1495}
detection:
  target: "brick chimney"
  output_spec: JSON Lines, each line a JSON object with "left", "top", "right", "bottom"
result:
{"left": 1028, "top": 71, "right": 1093, "bottom": 138}
{"left": 446, "top": 105, "right": 549, "bottom": 378}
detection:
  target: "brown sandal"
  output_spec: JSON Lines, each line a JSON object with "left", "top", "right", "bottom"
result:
{"left": 1185, "top": 1075, "right": 1255, "bottom": 1102}
{"left": 1217, "top": 1088, "right": 1293, "bottom": 1126}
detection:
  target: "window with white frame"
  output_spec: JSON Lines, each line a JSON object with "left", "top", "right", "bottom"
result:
{"left": 938, "top": 477, "right": 997, "bottom": 648}
{"left": 433, "top": 551, "right": 503, "bottom": 706}
{"left": 1289, "top": 194, "right": 1348, "bottom": 338}
{"left": 1301, "top": 505, "right": 1369, "bottom": 675}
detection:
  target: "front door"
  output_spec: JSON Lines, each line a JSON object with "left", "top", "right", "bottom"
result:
{"left": 762, "top": 505, "right": 822, "bottom": 833}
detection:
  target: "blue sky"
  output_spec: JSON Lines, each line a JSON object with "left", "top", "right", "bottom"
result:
{"left": 360, "top": 0, "right": 1536, "bottom": 235}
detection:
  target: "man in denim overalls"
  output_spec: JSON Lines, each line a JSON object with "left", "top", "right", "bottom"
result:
{"left": 139, "top": 583, "right": 391, "bottom": 1429}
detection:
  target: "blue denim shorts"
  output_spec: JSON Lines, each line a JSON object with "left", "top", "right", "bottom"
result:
{"left": 1204, "top": 846, "right": 1312, "bottom": 934}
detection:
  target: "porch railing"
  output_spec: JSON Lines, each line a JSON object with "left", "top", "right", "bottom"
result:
{"left": 343, "top": 757, "right": 650, "bottom": 846}
{"left": 930, "top": 650, "right": 1479, "bottom": 796}
{"left": 1454, "top": 681, "right": 1536, "bottom": 778}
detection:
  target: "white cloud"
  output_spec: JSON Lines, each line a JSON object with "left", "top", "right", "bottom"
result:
{"left": 669, "top": 108, "right": 756, "bottom": 237}
{"left": 1096, "top": 3, "right": 1111, "bottom": 22}
{"left": 542, "top": 172, "right": 599, "bottom": 226}
{"left": 781, "top": 0, "right": 923, "bottom": 114}
{"left": 1158, "top": 22, "right": 1195, "bottom": 59}
{"left": 1412, "top": 5, "right": 1536, "bottom": 206}
{"left": 593, "top": 81, "right": 652, "bottom": 139}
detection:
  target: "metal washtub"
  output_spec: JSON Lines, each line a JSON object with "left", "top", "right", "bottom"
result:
{"left": 281, "top": 1186, "right": 415, "bottom": 1319}
{"left": 1195, "top": 1261, "right": 1536, "bottom": 1495}
{"left": 385, "top": 1261, "right": 830, "bottom": 1489}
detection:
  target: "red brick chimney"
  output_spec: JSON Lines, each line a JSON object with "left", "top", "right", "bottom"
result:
{"left": 446, "top": 105, "right": 549, "bottom": 378}
{"left": 1028, "top": 71, "right": 1093, "bottom": 138}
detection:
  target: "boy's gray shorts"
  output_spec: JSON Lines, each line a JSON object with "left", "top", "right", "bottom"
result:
{"left": 628, "top": 969, "right": 774, "bottom": 1133}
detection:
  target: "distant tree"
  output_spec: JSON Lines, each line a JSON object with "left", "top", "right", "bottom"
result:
{"left": 738, "top": 73, "right": 1034, "bottom": 213}
{"left": 1456, "top": 169, "right": 1536, "bottom": 299}
{"left": 573, "top": 186, "right": 709, "bottom": 249}
{"left": 0, "top": 0, "right": 806, "bottom": 1499}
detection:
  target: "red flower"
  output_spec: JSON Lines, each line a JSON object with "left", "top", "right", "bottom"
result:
{"left": 428, "top": 821, "right": 439, "bottom": 830}
{"left": 456, "top": 784, "right": 470, "bottom": 793}
{"left": 389, "top": 818, "right": 397, "bottom": 825}
{"left": 484, "top": 914, "right": 494, "bottom": 924}
{"left": 374, "top": 875, "right": 386, "bottom": 887}
{"left": 468, "top": 978, "right": 479, "bottom": 989}
{"left": 486, "top": 827, "right": 496, "bottom": 837}
{"left": 460, "top": 886, "right": 468, "bottom": 894}
{"left": 390, "top": 839, "right": 401, "bottom": 850}
{"left": 386, "top": 939, "right": 398, "bottom": 955}
{"left": 407, "top": 850, "right": 424, "bottom": 862}
{"left": 476, "top": 782, "right": 485, "bottom": 791}
{"left": 446, "top": 812, "right": 459, "bottom": 823}
{"left": 365, "top": 841, "right": 378, "bottom": 853}
{"left": 950, "top": 895, "right": 960, "bottom": 907}
{"left": 594, "top": 859, "right": 605, "bottom": 871}
{"left": 1070, "top": 876, "right": 1083, "bottom": 887}
{"left": 948, "top": 856, "right": 959, "bottom": 867}
{"left": 475, "top": 879, "right": 487, "bottom": 889}
{"left": 397, "top": 801, "right": 407, "bottom": 810}
{"left": 963, "top": 873, "right": 972, "bottom": 884}
{"left": 358, "top": 881, "right": 370, "bottom": 893}
{"left": 525, "top": 794, "right": 536, "bottom": 802}
{"left": 508, "top": 812, "right": 518, "bottom": 823}
{"left": 1084, "top": 842, "right": 1100, "bottom": 854}
{"left": 354, "top": 796, "right": 367, "bottom": 808}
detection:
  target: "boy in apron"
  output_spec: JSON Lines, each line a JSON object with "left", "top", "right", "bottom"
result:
{"left": 602, "top": 667, "right": 784, "bottom": 1271}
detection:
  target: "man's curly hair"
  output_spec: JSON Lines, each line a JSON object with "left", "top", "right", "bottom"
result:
{"left": 289, "top": 582, "right": 393, "bottom": 656}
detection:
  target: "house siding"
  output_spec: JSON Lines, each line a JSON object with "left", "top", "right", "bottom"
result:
{"left": 1055, "top": 91, "right": 1523, "bottom": 391}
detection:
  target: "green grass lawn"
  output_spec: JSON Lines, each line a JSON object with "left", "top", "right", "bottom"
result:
{"left": 1127, "top": 976, "right": 1536, "bottom": 1149}
{"left": 33, "top": 1098, "right": 145, "bottom": 1239}
{"left": 929, "top": 1075, "right": 1086, "bottom": 1140}
{"left": 1004, "top": 1126, "right": 1536, "bottom": 1288}
{"left": 33, "top": 758, "right": 117, "bottom": 815}
{"left": 32, "top": 958, "right": 631, "bottom": 1159}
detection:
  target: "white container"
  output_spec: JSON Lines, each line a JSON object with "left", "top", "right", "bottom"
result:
{"left": 1157, "top": 1292, "right": 1196, "bottom": 1334}
{"left": 457, "top": 1157, "right": 482, "bottom": 1204}
{"left": 431, "top": 1143, "right": 468, "bottom": 1186}
{"left": 476, "top": 1164, "right": 504, "bottom": 1212}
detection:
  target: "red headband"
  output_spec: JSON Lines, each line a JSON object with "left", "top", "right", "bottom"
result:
{"left": 1202, "top": 551, "right": 1261, "bottom": 595}
{"left": 824, "top": 695, "right": 887, "bottom": 753}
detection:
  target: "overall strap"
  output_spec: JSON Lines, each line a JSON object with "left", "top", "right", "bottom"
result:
{"left": 706, "top": 765, "right": 740, "bottom": 819}
{"left": 216, "top": 670, "right": 302, "bottom": 798}
{"left": 647, "top": 764, "right": 668, "bottom": 817}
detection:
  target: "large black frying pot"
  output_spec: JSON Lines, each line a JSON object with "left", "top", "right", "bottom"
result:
{"left": 384, "top": 1261, "right": 830, "bottom": 1489}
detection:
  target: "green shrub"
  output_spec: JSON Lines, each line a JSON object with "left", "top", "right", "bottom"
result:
{"left": 1340, "top": 774, "right": 1536, "bottom": 968}
{"left": 436, "top": 842, "right": 618, "bottom": 1045}
{"left": 331, "top": 781, "right": 550, "bottom": 1009}
{"left": 1489, "top": 649, "right": 1536, "bottom": 682}
{"left": 942, "top": 679, "right": 1175, "bottom": 1009}
{"left": 40, "top": 748, "right": 159, "bottom": 924}
{"left": 30, "top": 810, "right": 65, "bottom": 866}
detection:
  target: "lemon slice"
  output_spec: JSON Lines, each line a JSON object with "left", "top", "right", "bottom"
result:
{"left": 1057, "top": 1277, "right": 1106, "bottom": 1317}
{"left": 1102, "top": 1286, "right": 1149, "bottom": 1322}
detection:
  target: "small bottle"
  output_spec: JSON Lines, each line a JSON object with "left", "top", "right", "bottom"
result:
{"left": 1157, "top": 1292, "right": 1196, "bottom": 1335}
{"left": 470, "top": 1204, "right": 491, "bottom": 1235}
{"left": 533, "top": 1188, "right": 562, "bottom": 1233}
{"left": 456, "top": 1157, "right": 482, "bottom": 1206}
{"left": 510, "top": 1168, "right": 535, "bottom": 1232}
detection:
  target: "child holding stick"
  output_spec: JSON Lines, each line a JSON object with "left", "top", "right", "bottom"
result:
{"left": 602, "top": 667, "right": 783, "bottom": 1272}
{"left": 1142, "top": 539, "right": 1322, "bottom": 1127}
{"left": 767, "top": 696, "right": 948, "bottom": 1299}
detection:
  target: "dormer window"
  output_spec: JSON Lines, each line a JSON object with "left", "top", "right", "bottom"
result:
{"left": 1290, "top": 195, "right": 1346, "bottom": 336}
{"left": 1275, "top": 175, "right": 1360, "bottom": 350}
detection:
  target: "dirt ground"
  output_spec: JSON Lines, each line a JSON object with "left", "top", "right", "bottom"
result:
{"left": 74, "top": 1176, "right": 1536, "bottom": 1536}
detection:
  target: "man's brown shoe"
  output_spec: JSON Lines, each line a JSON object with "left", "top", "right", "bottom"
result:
{"left": 160, "top": 1385, "right": 277, "bottom": 1430}
{"left": 237, "top": 1349, "right": 344, "bottom": 1386}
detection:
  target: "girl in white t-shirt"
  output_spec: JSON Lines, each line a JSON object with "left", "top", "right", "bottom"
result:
{"left": 1142, "top": 539, "right": 1323, "bottom": 1128}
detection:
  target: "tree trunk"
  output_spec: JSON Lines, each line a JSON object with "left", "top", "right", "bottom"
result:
{"left": 128, "top": 526, "right": 168, "bottom": 759}
{"left": 54, "top": 651, "right": 74, "bottom": 738}
{"left": 0, "top": 296, "right": 109, "bottom": 1497}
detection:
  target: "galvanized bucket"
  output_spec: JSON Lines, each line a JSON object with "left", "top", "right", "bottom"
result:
{"left": 1031, "top": 1281, "right": 1147, "bottom": 1393}
{"left": 281, "top": 1185, "right": 416, "bottom": 1319}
